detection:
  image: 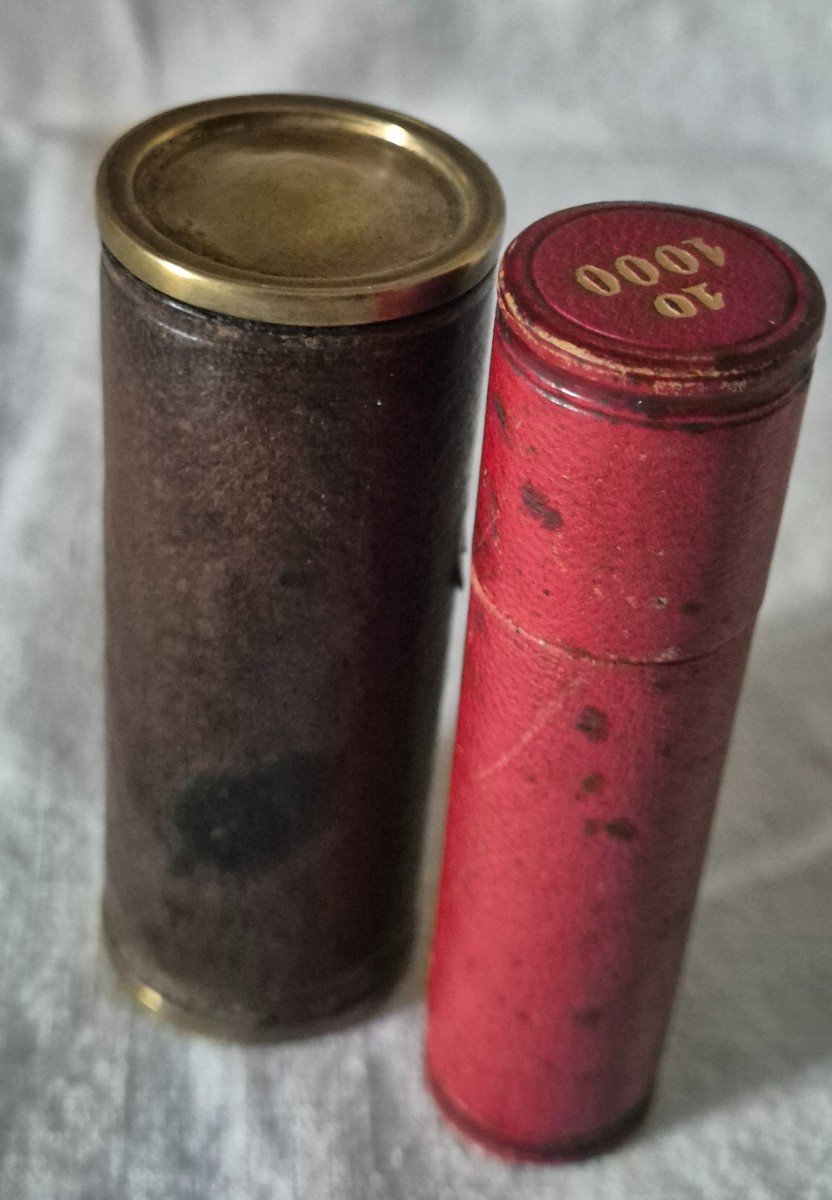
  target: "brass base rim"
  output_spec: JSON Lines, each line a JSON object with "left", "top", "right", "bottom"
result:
{"left": 425, "top": 1061, "right": 652, "bottom": 1164}
{"left": 102, "top": 917, "right": 409, "bottom": 1043}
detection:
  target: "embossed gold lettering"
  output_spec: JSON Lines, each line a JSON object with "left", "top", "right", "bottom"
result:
{"left": 577, "top": 235, "right": 727, "bottom": 314}
{"left": 654, "top": 293, "right": 697, "bottom": 318}
{"left": 681, "top": 237, "right": 726, "bottom": 267}
{"left": 654, "top": 245, "right": 699, "bottom": 274}
{"left": 575, "top": 265, "right": 621, "bottom": 296}
{"left": 615, "top": 255, "right": 660, "bottom": 286}
{"left": 682, "top": 281, "right": 725, "bottom": 311}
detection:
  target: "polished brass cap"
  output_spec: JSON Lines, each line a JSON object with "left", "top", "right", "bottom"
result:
{"left": 96, "top": 94, "right": 504, "bottom": 326}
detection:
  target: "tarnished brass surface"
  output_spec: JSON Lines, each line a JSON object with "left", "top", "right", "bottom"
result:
{"left": 96, "top": 94, "right": 504, "bottom": 325}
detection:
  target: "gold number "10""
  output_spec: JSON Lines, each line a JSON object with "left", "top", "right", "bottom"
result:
{"left": 575, "top": 237, "right": 726, "bottom": 318}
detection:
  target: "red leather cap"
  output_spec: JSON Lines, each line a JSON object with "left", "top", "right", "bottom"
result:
{"left": 500, "top": 202, "right": 824, "bottom": 414}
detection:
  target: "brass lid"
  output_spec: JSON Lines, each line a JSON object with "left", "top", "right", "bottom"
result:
{"left": 96, "top": 95, "right": 504, "bottom": 326}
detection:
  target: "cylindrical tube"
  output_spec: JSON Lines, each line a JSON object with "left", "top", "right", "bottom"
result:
{"left": 426, "top": 203, "right": 824, "bottom": 1158}
{"left": 97, "top": 96, "right": 503, "bottom": 1034}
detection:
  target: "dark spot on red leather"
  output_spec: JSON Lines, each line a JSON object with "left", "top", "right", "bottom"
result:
{"left": 682, "top": 600, "right": 703, "bottom": 616}
{"left": 580, "top": 773, "right": 604, "bottom": 795}
{"left": 492, "top": 393, "right": 508, "bottom": 430}
{"left": 576, "top": 706, "right": 608, "bottom": 741}
{"left": 520, "top": 483, "right": 562, "bottom": 531}
{"left": 606, "top": 818, "right": 637, "bottom": 841}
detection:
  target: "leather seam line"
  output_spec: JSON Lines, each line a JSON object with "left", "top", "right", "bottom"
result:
{"left": 470, "top": 565, "right": 752, "bottom": 667}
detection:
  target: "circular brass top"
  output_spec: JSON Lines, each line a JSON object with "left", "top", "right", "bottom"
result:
{"left": 96, "top": 95, "right": 504, "bottom": 326}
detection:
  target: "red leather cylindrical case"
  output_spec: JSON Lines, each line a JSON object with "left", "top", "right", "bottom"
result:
{"left": 426, "top": 203, "right": 825, "bottom": 1160}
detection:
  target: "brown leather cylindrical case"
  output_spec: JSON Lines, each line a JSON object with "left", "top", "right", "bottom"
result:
{"left": 97, "top": 95, "right": 503, "bottom": 1035}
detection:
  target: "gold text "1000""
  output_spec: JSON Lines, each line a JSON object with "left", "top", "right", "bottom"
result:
{"left": 575, "top": 237, "right": 726, "bottom": 318}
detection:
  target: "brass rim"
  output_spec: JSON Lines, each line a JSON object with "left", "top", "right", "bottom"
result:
{"left": 96, "top": 94, "right": 504, "bottom": 326}
{"left": 101, "top": 916, "right": 409, "bottom": 1043}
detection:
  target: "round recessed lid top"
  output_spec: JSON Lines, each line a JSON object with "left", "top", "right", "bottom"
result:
{"left": 500, "top": 202, "right": 824, "bottom": 402}
{"left": 96, "top": 95, "right": 504, "bottom": 326}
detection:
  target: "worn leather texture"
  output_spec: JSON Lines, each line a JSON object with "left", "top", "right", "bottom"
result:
{"left": 426, "top": 284, "right": 810, "bottom": 1151}
{"left": 101, "top": 255, "right": 491, "bottom": 1029}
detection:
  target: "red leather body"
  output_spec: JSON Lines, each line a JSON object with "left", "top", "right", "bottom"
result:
{"left": 426, "top": 203, "right": 824, "bottom": 1160}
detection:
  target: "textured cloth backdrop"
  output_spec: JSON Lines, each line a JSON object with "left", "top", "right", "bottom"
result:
{"left": 1, "top": 2, "right": 831, "bottom": 1197}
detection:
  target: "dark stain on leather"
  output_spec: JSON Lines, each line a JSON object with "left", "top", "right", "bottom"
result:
{"left": 605, "top": 818, "right": 638, "bottom": 841}
{"left": 520, "top": 482, "right": 562, "bottom": 531}
{"left": 576, "top": 706, "right": 608, "bottom": 741}
{"left": 167, "top": 754, "right": 331, "bottom": 875}
{"left": 492, "top": 393, "right": 508, "bottom": 431}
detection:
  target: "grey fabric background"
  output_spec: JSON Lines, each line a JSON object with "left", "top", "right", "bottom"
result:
{"left": 1, "top": 2, "right": 831, "bottom": 1197}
